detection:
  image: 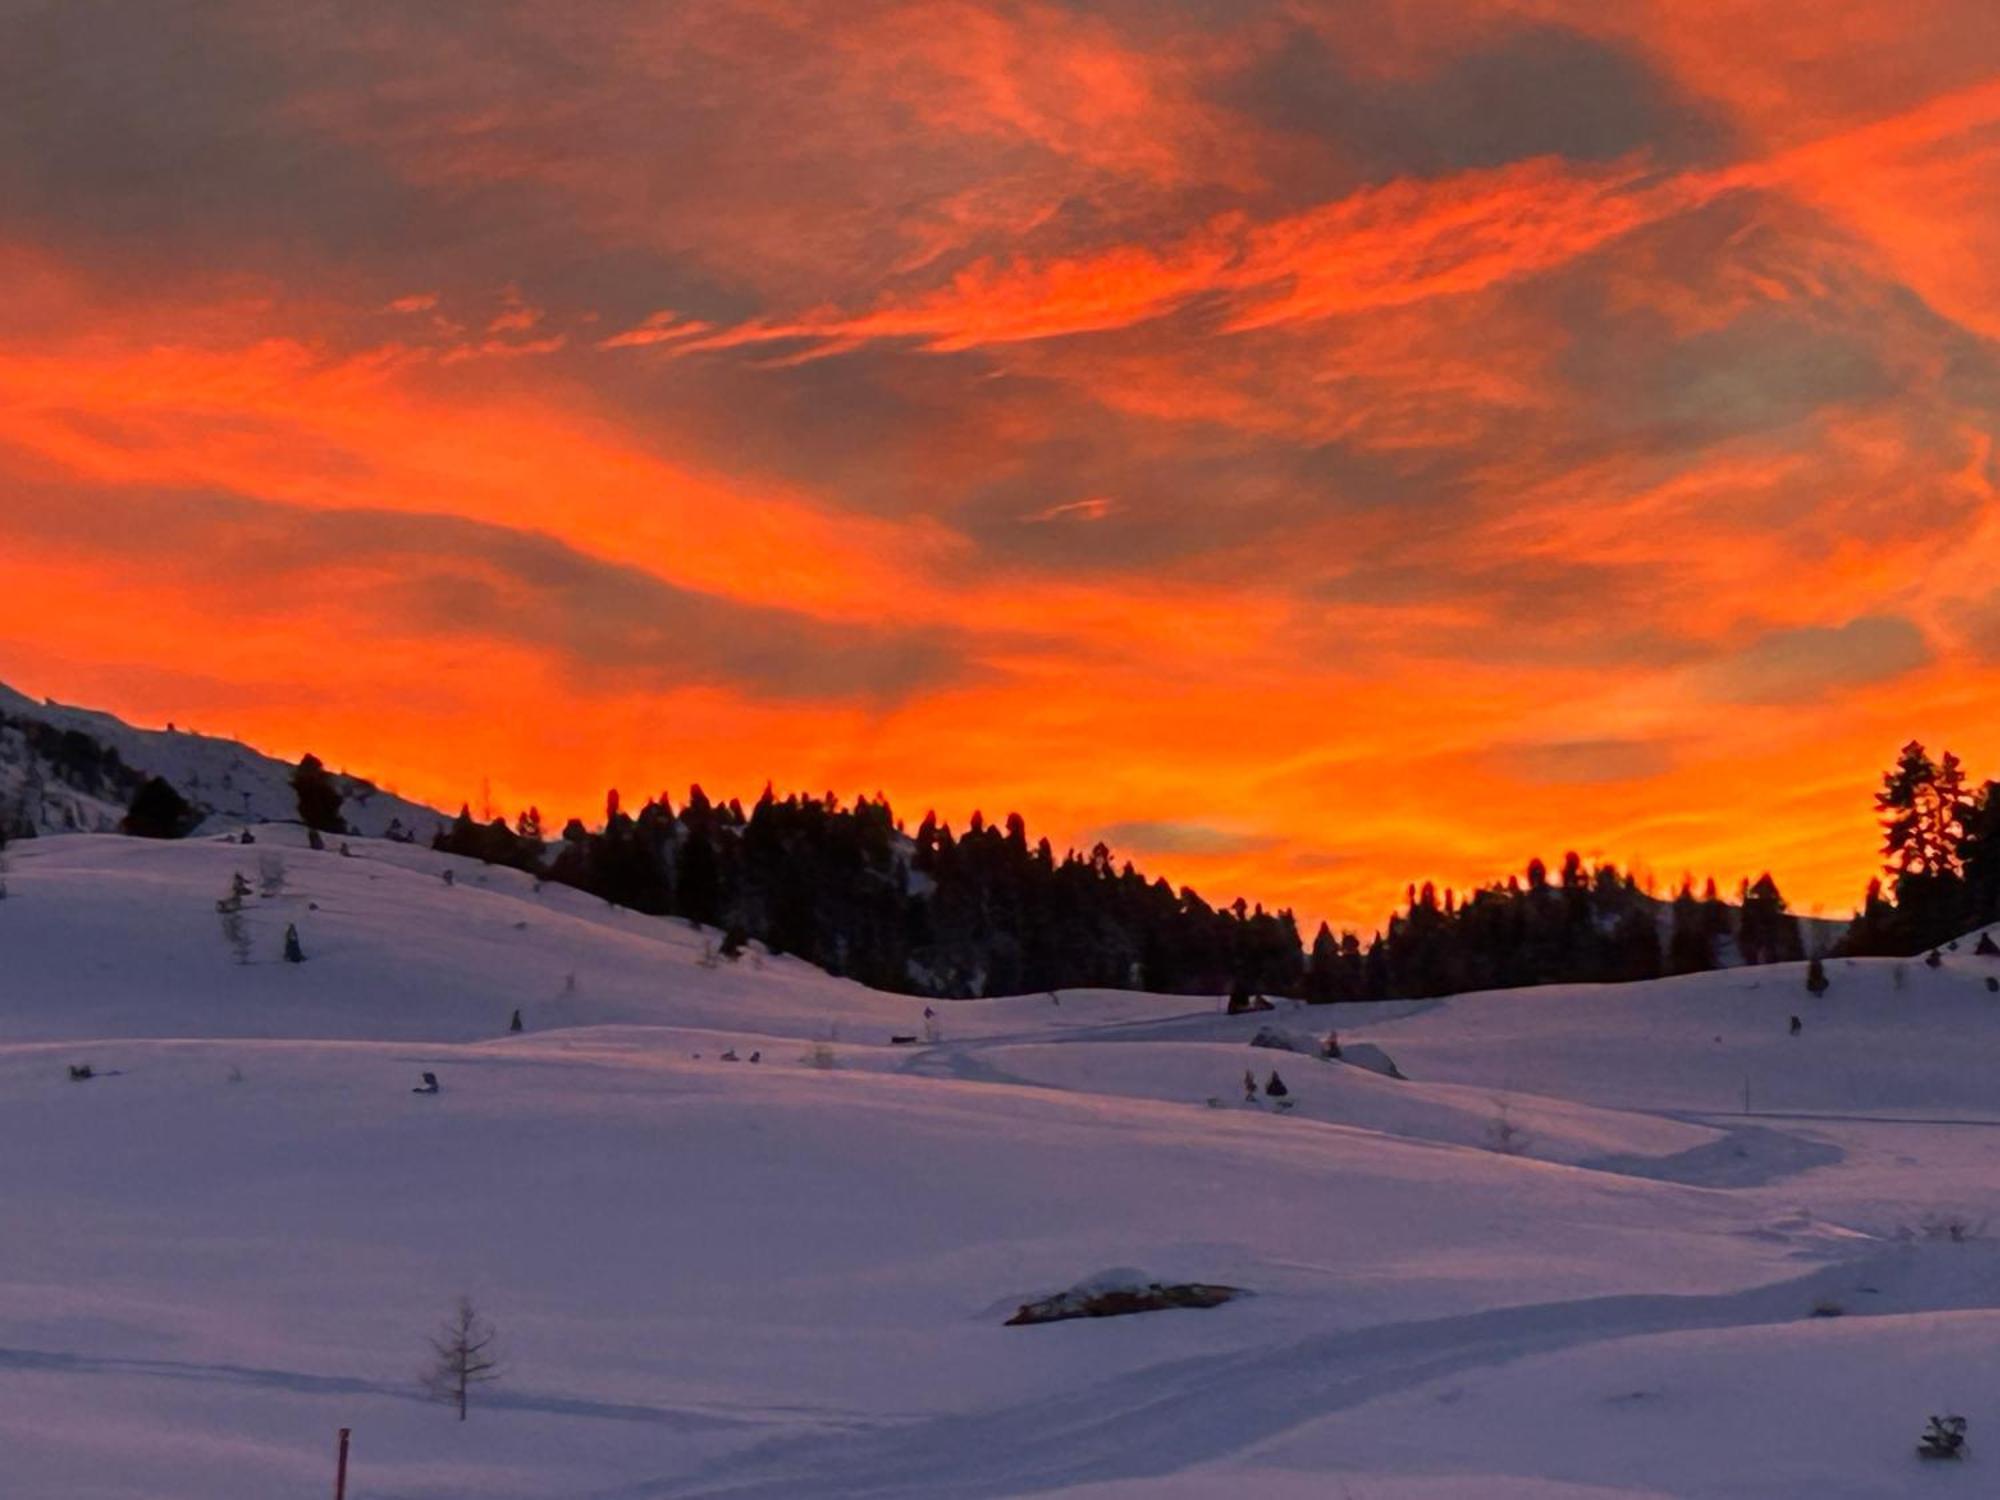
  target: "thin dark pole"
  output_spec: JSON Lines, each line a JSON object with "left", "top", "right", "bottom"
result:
{"left": 334, "top": 1427, "right": 351, "bottom": 1500}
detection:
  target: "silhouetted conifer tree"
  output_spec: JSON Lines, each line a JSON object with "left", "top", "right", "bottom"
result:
{"left": 291, "top": 754, "right": 345, "bottom": 834}
{"left": 1668, "top": 880, "right": 1717, "bottom": 974}
{"left": 1737, "top": 873, "right": 1803, "bottom": 966}
{"left": 123, "top": 776, "right": 193, "bottom": 839}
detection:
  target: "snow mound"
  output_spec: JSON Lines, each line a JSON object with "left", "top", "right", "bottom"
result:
{"left": 943, "top": 1039, "right": 1719, "bottom": 1168}
{"left": 1336, "top": 1040, "right": 1406, "bottom": 1078}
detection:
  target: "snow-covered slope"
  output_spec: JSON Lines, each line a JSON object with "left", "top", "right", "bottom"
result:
{"left": 2, "top": 829, "right": 1998, "bottom": 1499}
{"left": 0, "top": 678, "right": 444, "bottom": 839}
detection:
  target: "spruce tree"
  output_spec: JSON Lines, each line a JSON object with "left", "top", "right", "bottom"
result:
{"left": 1865, "top": 744, "right": 1977, "bottom": 951}
{"left": 123, "top": 777, "right": 192, "bottom": 839}
{"left": 1878, "top": 742, "right": 1963, "bottom": 882}
{"left": 677, "top": 825, "right": 721, "bottom": 929}
{"left": 1841, "top": 876, "right": 1904, "bottom": 956}
{"left": 291, "top": 754, "right": 346, "bottom": 835}
{"left": 1306, "top": 923, "right": 1341, "bottom": 1003}
{"left": 1667, "top": 880, "right": 1717, "bottom": 974}
{"left": 1960, "top": 782, "right": 2000, "bottom": 928}
{"left": 1737, "top": 874, "right": 1804, "bottom": 966}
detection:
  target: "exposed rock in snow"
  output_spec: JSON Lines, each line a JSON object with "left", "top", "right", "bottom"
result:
{"left": 1006, "top": 1270, "right": 1241, "bottom": 1325}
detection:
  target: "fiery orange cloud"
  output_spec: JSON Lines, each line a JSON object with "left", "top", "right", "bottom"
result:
{"left": 2, "top": 2, "right": 1997, "bottom": 935}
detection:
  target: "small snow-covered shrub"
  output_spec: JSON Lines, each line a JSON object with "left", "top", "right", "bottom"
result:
{"left": 1927, "top": 1215, "right": 1986, "bottom": 1243}
{"left": 216, "top": 871, "right": 250, "bottom": 913}
{"left": 1918, "top": 1415, "right": 1967, "bottom": 1460}
{"left": 219, "top": 908, "right": 250, "bottom": 966}
{"left": 1486, "top": 1100, "right": 1531, "bottom": 1156}
{"left": 1903, "top": 1213, "right": 1988, "bottom": 1244}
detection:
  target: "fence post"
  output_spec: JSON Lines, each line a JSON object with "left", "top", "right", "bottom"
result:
{"left": 334, "top": 1427, "right": 351, "bottom": 1500}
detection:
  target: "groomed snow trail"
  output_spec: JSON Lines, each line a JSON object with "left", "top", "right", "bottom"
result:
{"left": 620, "top": 1245, "right": 1963, "bottom": 1500}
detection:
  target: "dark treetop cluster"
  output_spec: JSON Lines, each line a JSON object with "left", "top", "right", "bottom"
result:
{"left": 69, "top": 735, "right": 1993, "bottom": 1002}
{"left": 413, "top": 783, "right": 1820, "bottom": 1002}
{"left": 1840, "top": 742, "right": 2000, "bottom": 958}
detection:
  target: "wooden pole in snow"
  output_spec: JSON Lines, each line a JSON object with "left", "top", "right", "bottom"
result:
{"left": 334, "top": 1427, "right": 350, "bottom": 1500}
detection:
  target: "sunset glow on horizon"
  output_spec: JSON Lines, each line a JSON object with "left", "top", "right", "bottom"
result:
{"left": 5, "top": 1, "right": 2000, "bottom": 930}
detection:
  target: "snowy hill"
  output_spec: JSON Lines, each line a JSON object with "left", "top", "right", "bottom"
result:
{"left": 0, "top": 678, "right": 444, "bottom": 840}
{"left": 3, "top": 829, "right": 2000, "bottom": 1498}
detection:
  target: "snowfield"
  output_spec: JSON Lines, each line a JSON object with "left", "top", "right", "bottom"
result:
{"left": 3, "top": 829, "right": 1999, "bottom": 1498}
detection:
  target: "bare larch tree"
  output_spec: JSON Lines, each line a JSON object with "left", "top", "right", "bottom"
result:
{"left": 422, "top": 1296, "right": 501, "bottom": 1421}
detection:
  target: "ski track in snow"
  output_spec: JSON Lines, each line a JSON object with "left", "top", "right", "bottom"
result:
{"left": 0, "top": 1346, "right": 844, "bottom": 1433}
{"left": 609, "top": 1250, "right": 1946, "bottom": 1500}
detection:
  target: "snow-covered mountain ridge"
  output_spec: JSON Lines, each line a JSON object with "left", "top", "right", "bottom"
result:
{"left": 0, "top": 678, "right": 445, "bottom": 840}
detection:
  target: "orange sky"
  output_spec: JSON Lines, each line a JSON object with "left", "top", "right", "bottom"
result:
{"left": 3, "top": 1, "right": 1999, "bottom": 930}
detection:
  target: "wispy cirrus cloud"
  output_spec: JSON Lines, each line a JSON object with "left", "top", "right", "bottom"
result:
{"left": 1024, "top": 497, "right": 1118, "bottom": 524}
